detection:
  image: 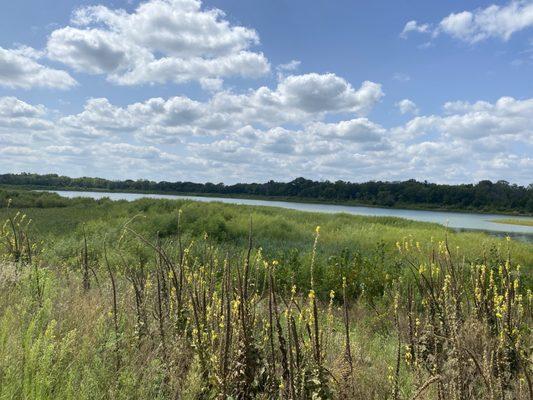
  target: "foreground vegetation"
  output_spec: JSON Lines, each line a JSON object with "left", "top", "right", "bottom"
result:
{"left": 0, "top": 189, "right": 531, "bottom": 399}
{"left": 2, "top": 172, "right": 532, "bottom": 214}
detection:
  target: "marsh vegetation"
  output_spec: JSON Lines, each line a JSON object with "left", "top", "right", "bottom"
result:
{"left": 0, "top": 190, "right": 531, "bottom": 399}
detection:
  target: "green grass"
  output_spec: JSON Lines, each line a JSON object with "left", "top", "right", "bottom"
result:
{"left": 1, "top": 194, "right": 531, "bottom": 295}
{"left": 0, "top": 188, "right": 531, "bottom": 399}
{"left": 491, "top": 218, "right": 533, "bottom": 227}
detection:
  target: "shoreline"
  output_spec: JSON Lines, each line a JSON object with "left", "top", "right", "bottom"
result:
{"left": 2, "top": 183, "right": 533, "bottom": 218}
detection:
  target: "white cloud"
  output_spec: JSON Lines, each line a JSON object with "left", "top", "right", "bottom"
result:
{"left": 0, "top": 46, "right": 77, "bottom": 89}
{"left": 307, "top": 119, "right": 386, "bottom": 142}
{"left": 0, "top": 96, "right": 46, "bottom": 118}
{"left": 400, "top": 20, "right": 430, "bottom": 38}
{"left": 2, "top": 87, "right": 532, "bottom": 184}
{"left": 277, "top": 60, "right": 301, "bottom": 72}
{"left": 396, "top": 96, "right": 533, "bottom": 141}
{"left": 47, "top": 0, "right": 270, "bottom": 86}
{"left": 55, "top": 73, "right": 383, "bottom": 143}
{"left": 402, "top": 1, "right": 533, "bottom": 44}
{"left": 439, "top": 1, "right": 533, "bottom": 43}
{"left": 396, "top": 99, "right": 419, "bottom": 115}
{"left": 276, "top": 60, "right": 301, "bottom": 79}
{"left": 0, "top": 97, "right": 53, "bottom": 133}
{"left": 275, "top": 74, "right": 383, "bottom": 115}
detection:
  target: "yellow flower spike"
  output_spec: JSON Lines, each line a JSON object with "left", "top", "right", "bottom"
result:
{"left": 315, "top": 226, "right": 320, "bottom": 235}
{"left": 308, "top": 289, "right": 316, "bottom": 300}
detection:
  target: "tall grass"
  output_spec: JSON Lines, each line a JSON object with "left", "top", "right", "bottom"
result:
{"left": 0, "top": 197, "right": 531, "bottom": 399}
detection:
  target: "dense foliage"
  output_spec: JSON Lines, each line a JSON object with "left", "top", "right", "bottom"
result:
{"left": 0, "top": 191, "right": 531, "bottom": 399}
{"left": 2, "top": 173, "right": 532, "bottom": 213}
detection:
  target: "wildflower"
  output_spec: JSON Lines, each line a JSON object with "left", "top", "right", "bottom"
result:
{"left": 405, "top": 346, "right": 412, "bottom": 365}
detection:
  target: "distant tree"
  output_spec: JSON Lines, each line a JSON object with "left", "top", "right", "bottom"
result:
{"left": 0, "top": 173, "right": 531, "bottom": 213}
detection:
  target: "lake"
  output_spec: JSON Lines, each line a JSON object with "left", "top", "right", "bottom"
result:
{"left": 51, "top": 190, "right": 533, "bottom": 241}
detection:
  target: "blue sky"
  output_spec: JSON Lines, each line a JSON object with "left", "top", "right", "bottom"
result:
{"left": 0, "top": 0, "right": 532, "bottom": 184}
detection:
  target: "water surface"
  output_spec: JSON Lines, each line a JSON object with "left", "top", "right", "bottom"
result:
{"left": 51, "top": 190, "right": 533, "bottom": 241}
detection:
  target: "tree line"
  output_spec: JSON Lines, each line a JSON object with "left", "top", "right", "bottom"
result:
{"left": 1, "top": 173, "right": 532, "bottom": 213}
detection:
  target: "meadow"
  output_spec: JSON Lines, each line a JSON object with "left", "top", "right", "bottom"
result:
{"left": 0, "top": 189, "right": 531, "bottom": 399}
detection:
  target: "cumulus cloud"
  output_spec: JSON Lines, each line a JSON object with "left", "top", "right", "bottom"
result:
{"left": 396, "top": 96, "right": 533, "bottom": 141}
{"left": 46, "top": 0, "right": 270, "bottom": 86}
{"left": 54, "top": 73, "right": 383, "bottom": 143}
{"left": 307, "top": 119, "right": 386, "bottom": 142}
{"left": 439, "top": 1, "right": 533, "bottom": 43}
{"left": 276, "top": 74, "right": 383, "bottom": 115}
{"left": 0, "top": 46, "right": 77, "bottom": 89}
{"left": 2, "top": 86, "right": 532, "bottom": 184}
{"left": 401, "top": 1, "right": 533, "bottom": 44}
{"left": 396, "top": 99, "right": 419, "bottom": 115}
{"left": 0, "top": 97, "right": 53, "bottom": 131}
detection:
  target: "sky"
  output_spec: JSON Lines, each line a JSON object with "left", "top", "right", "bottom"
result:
{"left": 0, "top": 0, "right": 532, "bottom": 185}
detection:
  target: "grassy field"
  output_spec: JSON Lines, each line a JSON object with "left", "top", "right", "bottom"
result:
{"left": 491, "top": 218, "right": 533, "bottom": 227}
{"left": 0, "top": 190, "right": 531, "bottom": 399}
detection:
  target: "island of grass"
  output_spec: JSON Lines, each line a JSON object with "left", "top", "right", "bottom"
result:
{"left": 491, "top": 218, "right": 533, "bottom": 227}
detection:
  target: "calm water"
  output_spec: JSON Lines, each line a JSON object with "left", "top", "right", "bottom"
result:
{"left": 51, "top": 190, "right": 533, "bottom": 241}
